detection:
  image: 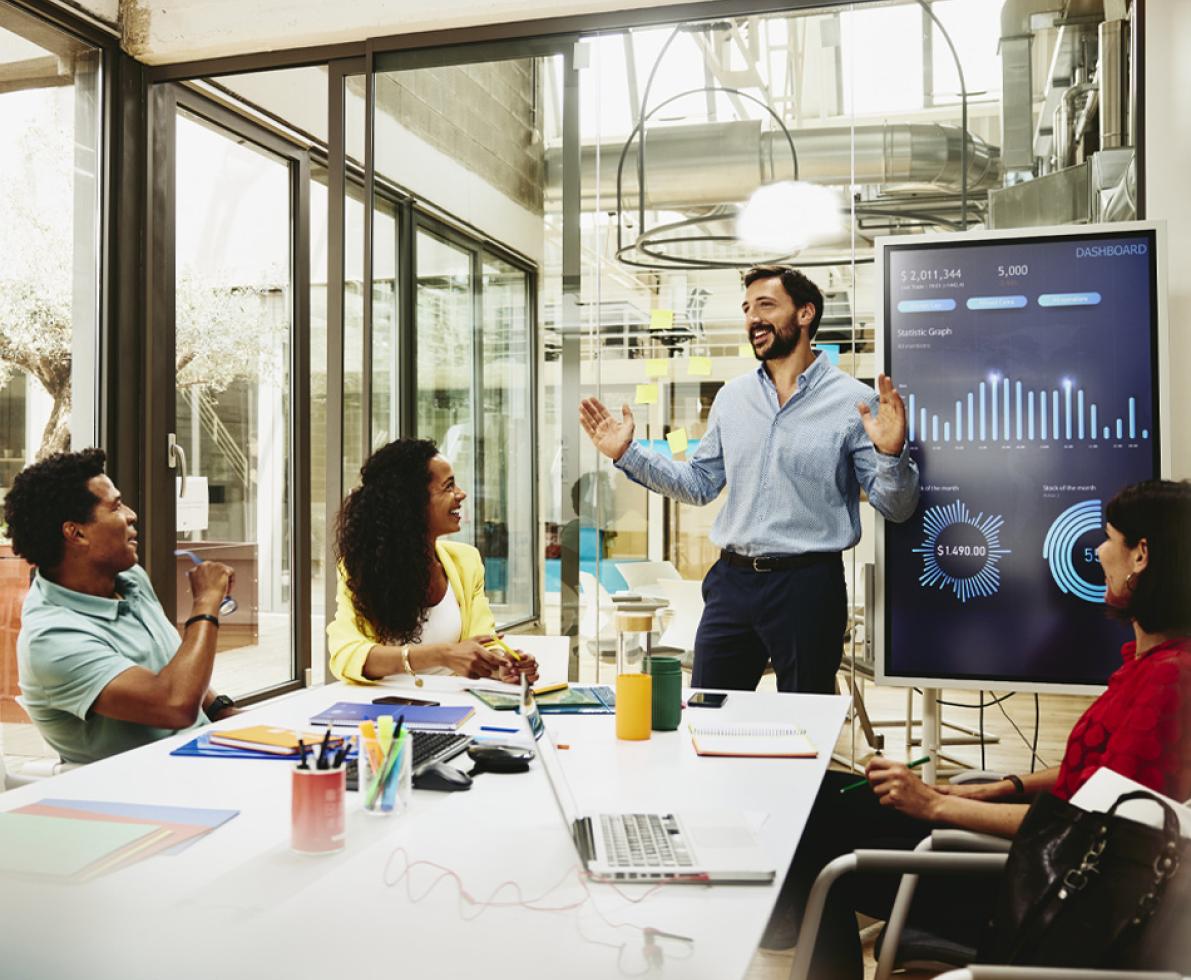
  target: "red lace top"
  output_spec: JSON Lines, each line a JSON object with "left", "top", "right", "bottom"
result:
{"left": 1053, "top": 636, "right": 1191, "bottom": 802}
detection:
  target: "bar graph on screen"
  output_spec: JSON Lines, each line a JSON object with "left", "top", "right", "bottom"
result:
{"left": 905, "top": 375, "right": 1149, "bottom": 446}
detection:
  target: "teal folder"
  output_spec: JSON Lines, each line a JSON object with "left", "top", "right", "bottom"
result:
{"left": 0, "top": 812, "right": 160, "bottom": 879}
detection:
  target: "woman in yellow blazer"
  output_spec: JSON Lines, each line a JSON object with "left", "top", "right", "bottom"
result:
{"left": 328, "top": 438, "right": 538, "bottom": 685}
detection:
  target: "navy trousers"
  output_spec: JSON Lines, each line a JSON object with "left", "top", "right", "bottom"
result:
{"left": 691, "top": 555, "right": 847, "bottom": 694}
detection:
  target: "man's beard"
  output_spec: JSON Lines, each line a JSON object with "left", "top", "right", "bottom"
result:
{"left": 752, "top": 322, "right": 801, "bottom": 361}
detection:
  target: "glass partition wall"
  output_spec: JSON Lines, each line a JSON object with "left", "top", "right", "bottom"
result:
{"left": 359, "top": 0, "right": 1140, "bottom": 760}
{"left": 0, "top": 0, "right": 103, "bottom": 761}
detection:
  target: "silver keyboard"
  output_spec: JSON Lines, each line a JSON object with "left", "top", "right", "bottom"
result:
{"left": 599, "top": 813, "right": 694, "bottom": 869}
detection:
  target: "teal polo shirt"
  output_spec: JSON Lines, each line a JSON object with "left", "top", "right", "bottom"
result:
{"left": 17, "top": 564, "right": 208, "bottom": 764}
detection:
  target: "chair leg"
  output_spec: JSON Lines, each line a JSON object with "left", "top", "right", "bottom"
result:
{"left": 873, "top": 837, "right": 933, "bottom": 980}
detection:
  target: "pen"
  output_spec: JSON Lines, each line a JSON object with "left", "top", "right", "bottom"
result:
{"left": 839, "top": 755, "right": 932, "bottom": 794}
{"left": 297, "top": 738, "right": 309, "bottom": 770}
{"left": 481, "top": 725, "right": 519, "bottom": 733}
{"left": 332, "top": 736, "right": 351, "bottom": 769}
{"left": 316, "top": 725, "right": 332, "bottom": 770}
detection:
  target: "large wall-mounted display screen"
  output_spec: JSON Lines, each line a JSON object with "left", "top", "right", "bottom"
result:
{"left": 878, "top": 225, "right": 1163, "bottom": 690}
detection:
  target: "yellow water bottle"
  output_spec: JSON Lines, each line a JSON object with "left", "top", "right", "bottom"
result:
{"left": 615, "top": 611, "right": 653, "bottom": 740}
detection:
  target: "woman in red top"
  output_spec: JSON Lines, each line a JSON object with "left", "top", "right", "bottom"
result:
{"left": 765, "top": 480, "right": 1191, "bottom": 977}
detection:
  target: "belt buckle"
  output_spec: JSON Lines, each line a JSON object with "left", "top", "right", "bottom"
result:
{"left": 752, "top": 557, "right": 771, "bottom": 573}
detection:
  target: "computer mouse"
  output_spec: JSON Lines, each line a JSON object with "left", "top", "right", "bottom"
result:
{"left": 466, "top": 743, "right": 534, "bottom": 773}
{"left": 413, "top": 761, "right": 473, "bottom": 792}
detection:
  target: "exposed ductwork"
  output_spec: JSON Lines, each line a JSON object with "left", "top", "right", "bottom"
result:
{"left": 999, "top": 0, "right": 1064, "bottom": 181}
{"left": 544, "top": 121, "right": 1000, "bottom": 211}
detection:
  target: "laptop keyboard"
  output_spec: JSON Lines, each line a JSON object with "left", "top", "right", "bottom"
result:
{"left": 599, "top": 813, "right": 694, "bottom": 868}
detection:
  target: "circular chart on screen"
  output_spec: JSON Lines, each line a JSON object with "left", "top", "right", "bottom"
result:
{"left": 912, "top": 500, "right": 1011, "bottom": 603}
{"left": 1042, "top": 499, "right": 1106, "bottom": 603}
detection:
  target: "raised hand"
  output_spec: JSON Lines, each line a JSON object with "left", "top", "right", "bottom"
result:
{"left": 579, "top": 397, "right": 635, "bottom": 461}
{"left": 857, "top": 373, "right": 908, "bottom": 456}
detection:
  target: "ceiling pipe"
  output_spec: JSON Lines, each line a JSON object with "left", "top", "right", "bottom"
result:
{"left": 544, "top": 121, "right": 1000, "bottom": 211}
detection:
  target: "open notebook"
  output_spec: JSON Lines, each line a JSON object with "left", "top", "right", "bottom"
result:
{"left": 688, "top": 722, "right": 817, "bottom": 758}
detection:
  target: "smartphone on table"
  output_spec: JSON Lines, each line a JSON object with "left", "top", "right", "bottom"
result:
{"left": 372, "top": 695, "right": 441, "bottom": 707}
{"left": 688, "top": 692, "right": 728, "bottom": 708}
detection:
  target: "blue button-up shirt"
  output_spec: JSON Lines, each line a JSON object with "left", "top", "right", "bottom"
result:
{"left": 615, "top": 352, "right": 920, "bottom": 555}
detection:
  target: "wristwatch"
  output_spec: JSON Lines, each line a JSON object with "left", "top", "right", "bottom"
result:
{"left": 207, "top": 693, "right": 236, "bottom": 721}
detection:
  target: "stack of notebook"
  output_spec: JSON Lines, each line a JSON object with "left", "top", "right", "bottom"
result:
{"left": 0, "top": 799, "right": 238, "bottom": 881}
{"left": 172, "top": 725, "right": 354, "bottom": 761}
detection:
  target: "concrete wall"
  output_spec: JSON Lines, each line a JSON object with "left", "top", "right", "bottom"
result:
{"left": 218, "top": 67, "right": 545, "bottom": 265}
{"left": 372, "top": 60, "right": 543, "bottom": 215}
{"left": 52, "top": 0, "right": 118, "bottom": 30}
{"left": 119, "top": 0, "right": 692, "bottom": 64}
{"left": 1145, "top": 2, "right": 1191, "bottom": 478}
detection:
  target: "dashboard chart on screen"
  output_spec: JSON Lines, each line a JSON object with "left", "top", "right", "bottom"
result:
{"left": 877, "top": 224, "right": 1165, "bottom": 692}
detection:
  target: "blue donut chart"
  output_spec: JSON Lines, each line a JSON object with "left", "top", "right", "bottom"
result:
{"left": 1041, "top": 499, "right": 1105, "bottom": 604}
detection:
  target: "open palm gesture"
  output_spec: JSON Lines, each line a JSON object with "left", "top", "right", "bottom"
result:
{"left": 857, "top": 373, "right": 908, "bottom": 456}
{"left": 579, "top": 397, "right": 635, "bottom": 461}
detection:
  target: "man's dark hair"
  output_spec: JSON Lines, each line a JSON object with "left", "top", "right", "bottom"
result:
{"left": 743, "top": 265, "right": 825, "bottom": 339}
{"left": 4, "top": 449, "right": 108, "bottom": 570}
{"left": 1105, "top": 479, "right": 1191, "bottom": 635}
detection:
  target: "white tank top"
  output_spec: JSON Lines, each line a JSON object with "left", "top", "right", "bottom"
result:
{"left": 417, "top": 585, "right": 462, "bottom": 675}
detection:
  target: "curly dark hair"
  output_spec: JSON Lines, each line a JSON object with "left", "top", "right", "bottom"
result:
{"left": 1105, "top": 479, "right": 1191, "bottom": 635}
{"left": 4, "top": 448, "right": 108, "bottom": 570}
{"left": 335, "top": 438, "right": 442, "bottom": 644}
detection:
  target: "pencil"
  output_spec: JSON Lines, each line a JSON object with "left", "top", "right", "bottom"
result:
{"left": 839, "top": 755, "right": 932, "bottom": 794}
{"left": 484, "top": 635, "right": 522, "bottom": 661}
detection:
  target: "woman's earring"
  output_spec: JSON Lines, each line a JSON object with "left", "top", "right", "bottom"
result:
{"left": 1125, "top": 571, "right": 1138, "bottom": 591}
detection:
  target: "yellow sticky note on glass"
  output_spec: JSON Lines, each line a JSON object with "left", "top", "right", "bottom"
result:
{"left": 738, "top": 342, "right": 753, "bottom": 358}
{"left": 635, "top": 384, "right": 658, "bottom": 405}
{"left": 645, "top": 358, "right": 669, "bottom": 378}
{"left": 666, "top": 428, "right": 689, "bottom": 455}
{"left": 649, "top": 309, "right": 674, "bottom": 330}
{"left": 687, "top": 356, "right": 712, "bottom": 376}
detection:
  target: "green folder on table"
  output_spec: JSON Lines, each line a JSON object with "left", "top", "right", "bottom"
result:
{"left": 0, "top": 811, "right": 162, "bottom": 879}
{"left": 468, "top": 684, "right": 615, "bottom": 714}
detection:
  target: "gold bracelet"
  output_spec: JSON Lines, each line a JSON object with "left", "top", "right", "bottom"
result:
{"left": 401, "top": 644, "right": 423, "bottom": 687}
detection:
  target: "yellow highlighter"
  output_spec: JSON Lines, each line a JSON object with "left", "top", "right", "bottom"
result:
{"left": 377, "top": 714, "right": 395, "bottom": 755}
{"left": 484, "top": 635, "right": 522, "bottom": 661}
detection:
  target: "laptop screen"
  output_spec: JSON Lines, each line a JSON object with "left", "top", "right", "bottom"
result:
{"left": 518, "top": 676, "right": 581, "bottom": 830}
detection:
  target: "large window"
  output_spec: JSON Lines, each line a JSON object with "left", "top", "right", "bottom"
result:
{"left": 173, "top": 108, "right": 297, "bottom": 700}
{"left": 413, "top": 224, "right": 536, "bottom": 625}
{"left": 0, "top": 1, "right": 102, "bottom": 760}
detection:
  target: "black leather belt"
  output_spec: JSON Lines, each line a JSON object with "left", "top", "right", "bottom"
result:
{"left": 720, "top": 549, "right": 841, "bottom": 573}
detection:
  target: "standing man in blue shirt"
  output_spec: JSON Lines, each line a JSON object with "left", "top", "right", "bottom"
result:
{"left": 580, "top": 265, "right": 919, "bottom": 693}
{"left": 7, "top": 449, "right": 237, "bottom": 763}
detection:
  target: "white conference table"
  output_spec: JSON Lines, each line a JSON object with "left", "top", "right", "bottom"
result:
{"left": 1, "top": 675, "right": 847, "bottom": 980}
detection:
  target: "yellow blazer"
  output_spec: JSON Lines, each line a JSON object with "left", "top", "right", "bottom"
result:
{"left": 327, "top": 539, "right": 496, "bottom": 685}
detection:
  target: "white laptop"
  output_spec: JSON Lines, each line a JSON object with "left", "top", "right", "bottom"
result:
{"left": 520, "top": 683, "right": 775, "bottom": 884}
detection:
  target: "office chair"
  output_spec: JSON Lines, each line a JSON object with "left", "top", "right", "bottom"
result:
{"left": 788, "top": 836, "right": 1009, "bottom": 980}
{"left": 616, "top": 560, "right": 681, "bottom": 594}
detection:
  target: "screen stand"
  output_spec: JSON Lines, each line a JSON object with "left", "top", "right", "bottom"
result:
{"left": 921, "top": 687, "right": 942, "bottom": 785}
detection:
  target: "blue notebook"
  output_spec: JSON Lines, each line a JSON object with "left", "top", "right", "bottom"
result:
{"left": 309, "top": 702, "right": 474, "bottom": 731}
{"left": 171, "top": 733, "right": 358, "bottom": 762}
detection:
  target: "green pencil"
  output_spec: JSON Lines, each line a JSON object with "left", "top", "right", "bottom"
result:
{"left": 839, "top": 755, "right": 932, "bottom": 794}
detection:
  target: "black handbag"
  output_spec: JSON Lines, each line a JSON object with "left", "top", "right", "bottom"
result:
{"left": 979, "top": 789, "right": 1191, "bottom": 971}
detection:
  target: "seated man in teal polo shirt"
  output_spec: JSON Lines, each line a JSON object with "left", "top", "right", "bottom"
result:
{"left": 6, "top": 449, "right": 237, "bottom": 764}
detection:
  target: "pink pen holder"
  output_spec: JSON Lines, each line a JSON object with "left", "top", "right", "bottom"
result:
{"left": 291, "top": 765, "right": 346, "bottom": 854}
